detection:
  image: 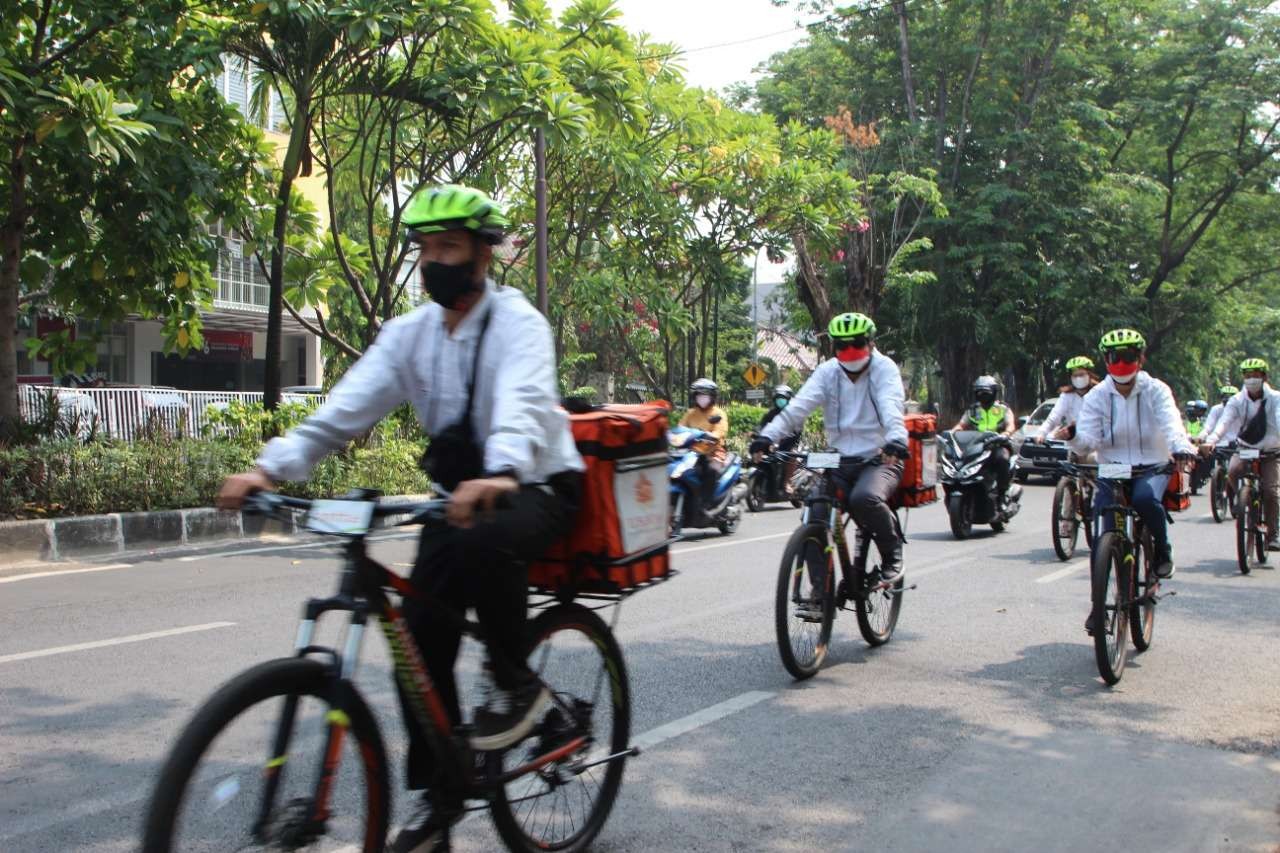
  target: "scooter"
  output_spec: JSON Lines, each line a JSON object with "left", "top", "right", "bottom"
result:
{"left": 668, "top": 423, "right": 748, "bottom": 537}
{"left": 745, "top": 444, "right": 806, "bottom": 511}
{"left": 939, "top": 430, "right": 1022, "bottom": 539}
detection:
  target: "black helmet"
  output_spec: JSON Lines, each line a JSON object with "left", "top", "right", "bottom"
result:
{"left": 772, "top": 385, "right": 793, "bottom": 400}
{"left": 690, "top": 378, "right": 718, "bottom": 405}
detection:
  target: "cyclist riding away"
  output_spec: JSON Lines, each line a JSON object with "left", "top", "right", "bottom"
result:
{"left": 1076, "top": 328, "right": 1195, "bottom": 588}
{"left": 952, "top": 375, "right": 1016, "bottom": 509}
{"left": 1201, "top": 358, "right": 1280, "bottom": 551}
{"left": 1033, "top": 356, "right": 1098, "bottom": 450}
{"left": 216, "top": 185, "right": 585, "bottom": 853}
{"left": 750, "top": 312, "right": 909, "bottom": 582}
{"left": 759, "top": 385, "right": 799, "bottom": 496}
{"left": 678, "top": 377, "right": 730, "bottom": 515}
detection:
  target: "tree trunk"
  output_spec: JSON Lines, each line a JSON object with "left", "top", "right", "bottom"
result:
{"left": 0, "top": 140, "right": 29, "bottom": 423}
{"left": 936, "top": 333, "right": 982, "bottom": 424}
{"left": 893, "top": 1, "right": 918, "bottom": 124}
{"left": 263, "top": 95, "right": 311, "bottom": 413}
{"left": 791, "top": 231, "right": 836, "bottom": 357}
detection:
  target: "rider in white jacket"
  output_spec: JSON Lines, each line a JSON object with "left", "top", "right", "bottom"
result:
{"left": 1201, "top": 359, "right": 1280, "bottom": 550}
{"left": 1202, "top": 385, "right": 1239, "bottom": 441}
{"left": 1075, "top": 329, "right": 1195, "bottom": 583}
{"left": 1034, "top": 355, "right": 1098, "bottom": 455}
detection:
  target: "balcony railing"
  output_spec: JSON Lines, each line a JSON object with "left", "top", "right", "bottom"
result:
{"left": 212, "top": 245, "right": 269, "bottom": 313}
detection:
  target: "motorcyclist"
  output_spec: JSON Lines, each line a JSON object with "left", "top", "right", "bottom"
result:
{"left": 1184, "top": 400, "right": 1208, "bottom": 438}
{"left": 1076, "top": 328, "right": 1195, "bottom": 590}
{"left": 678, "top": 378, "right": 729, "bottom": 517}
{"left": 216, "top": 185, "right": 584, "bottom": 853}
{"left": 951, "top": 375, "right": 1016, "bottom": 508}
{"left": 1201, "top": 359, "right": 1280, "bottom": 551}
{"left": 1033, "top": 356, "right": 1098, "bottom": 451}
{"left": 750, "top": 312, "right": 908, "bottom": 582}
{"left": 758, "top": 385, "right": 799, "bottom": 496}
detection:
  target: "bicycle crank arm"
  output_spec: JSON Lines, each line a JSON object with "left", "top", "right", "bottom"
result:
{"left": 570, "top": 747, "right": 641, "bottom": 774}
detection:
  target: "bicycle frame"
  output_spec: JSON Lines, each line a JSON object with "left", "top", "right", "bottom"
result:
{"left": 1092, "top": 463, "right": 1173, "bottom": 610}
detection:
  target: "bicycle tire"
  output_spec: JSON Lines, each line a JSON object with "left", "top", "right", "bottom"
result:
{"left": 489, "top": 603, "right": 630, "bottom": 853}
{"left": 1130, "top": 530, "right": 1156, "bottom": 652}
{"left": 1253, "top": 495, "right": 1268, "bottom": 566}
{"left": 1082, "top": 482, "right": 1096, "bottom": 549}
{"left": 141, "top": 657, "right": 389, "bottom": 853}
{"left": 1091, "top": 531, "right": 1128, "bottom": 685}
{"left": 1211, "top": 466, "right": 1228, "bottom": 523}
{"left": 774, "top": 523, "right": 836, "bottom": 679}
{"left": 746, "top": 474, "right": 764, "bottom": 512}
{"left": 1236, "top": 484, "right": 1252, "bottom": 574}
{"left": 854, "top": 531, "right": 903, "bottom": 646}
{"left": 1051, "top": 477, "right": 1079, "bottom": 561}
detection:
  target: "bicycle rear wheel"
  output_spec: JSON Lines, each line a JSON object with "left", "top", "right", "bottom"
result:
{"left": 141, "top": 658, "right": 388, "bottom": 853}
{"left": 1051, "top": 477, "right": 1079, "bottom": 561}
{"left": 853, "top": 532, "right": 903, "bottom": 646}
{"left": 1129, "top": 530, "right": 1156, "bottom": 652}
{"left": 489, "top": 603, "right": 630, "bottom": 853}
{"left": 1091, "top": 531, "right": 1129, "bottom": 685}
{"left": 774, "top": 523, "right": 836, "bottom": 679}
{"left": 1236, "top": 485, "right": 1253, "bottom": 574}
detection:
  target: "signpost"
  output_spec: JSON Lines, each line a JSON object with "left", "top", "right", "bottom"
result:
{"left": 743, "top": 362, "right": 768, "bottom": 388}
{"left": 745, "top": 389, "right": 765, "bottom": 401}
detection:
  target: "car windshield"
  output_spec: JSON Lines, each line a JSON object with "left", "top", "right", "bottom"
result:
{"left": 1027, "top": 401, "right": 1055, "bottom": 425}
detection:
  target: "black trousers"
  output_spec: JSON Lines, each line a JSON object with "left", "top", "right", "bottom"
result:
{"left": 991, "top": 446, "right": 1012, "bottom": 495}
{"left": 397, "top": 474, "right": 580, "bottom": 790}
{"left": 835, "top": 459, "right": 903, "bottom": 552}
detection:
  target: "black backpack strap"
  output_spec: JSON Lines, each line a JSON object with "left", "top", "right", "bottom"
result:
{"left": 462, "top": 305, "right": 494, "bottom": 423}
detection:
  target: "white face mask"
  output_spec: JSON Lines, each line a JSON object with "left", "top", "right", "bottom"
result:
{"left": 1071, "top": 375, "right": 1090, "bottom": 390}
{"left": 1244, "top": 377, "right": 1264, "bottom": 393}
{"left": 1111, "top": 371, "right": 1136, "bottom": 385}
{"left": 840, "top": 356, "right": 870, "bottom": 373}
{"left": 695, "top": 394, "right": 712, "bottom": 409}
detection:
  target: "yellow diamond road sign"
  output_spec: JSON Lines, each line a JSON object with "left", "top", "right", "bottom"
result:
{"left": 743, "top": 362, "right": 768, "bottom": 388}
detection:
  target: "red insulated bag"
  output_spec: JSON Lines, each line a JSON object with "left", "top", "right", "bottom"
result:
{"left": 528, "top": 402, "right": 673, "bottom": 595}
{"left": 1163, "top": 464, "right": 1190, "bottom": 512}
{"left": 894, "top": 413, "right": 939, "bottom": 508}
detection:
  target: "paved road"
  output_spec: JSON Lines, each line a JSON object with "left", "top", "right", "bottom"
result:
{"left": 2, "top": 483, "right": 1278, "bottom": 852}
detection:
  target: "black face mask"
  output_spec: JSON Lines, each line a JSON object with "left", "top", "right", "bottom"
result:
{"left": 976, "top": 392, "right": 996, "bottom": 407}
{"left": 422, "top": 259, "right": 480, "bottom": 309}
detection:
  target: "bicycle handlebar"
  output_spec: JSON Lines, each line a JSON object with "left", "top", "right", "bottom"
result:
{"left": 243, "top": 491, "right": 450, "bottom": 529}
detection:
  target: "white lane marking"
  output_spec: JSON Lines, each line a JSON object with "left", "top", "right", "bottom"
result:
{"left": 673, "top": 532, "right": 790, "bottom": 555}
{"left": 631, "top": 690, "right": 775, "bottom": 750}
{"left": 0, "top": 622, "right": 236, "bottom": 665}
{"left": 1036, "top": 563, "right": 1087, "bottom": 583}
{"left": 0, "top": 563, "right": 130, "bottom": 584}
{"left": 176, "top": 531, "right": 419, "bottom": 562}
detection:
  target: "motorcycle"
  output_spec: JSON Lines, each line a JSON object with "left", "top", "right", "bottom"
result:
{"left": 745, "top": 445, "right": 807, "bottom": 511}
{"left": 939, "top": 430, "right": 1023, "bottom": 539}
{"left": 668, "top": 423, "right": 748, "bottom": 537}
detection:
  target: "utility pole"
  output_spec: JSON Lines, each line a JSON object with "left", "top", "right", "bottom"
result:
{"left": 534, "top": 128, "right": 548, "bottom": 317}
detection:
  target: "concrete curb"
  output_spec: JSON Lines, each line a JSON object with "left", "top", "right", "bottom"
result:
{"left": 0, "top": 495, "right": 432, "bottom": 565}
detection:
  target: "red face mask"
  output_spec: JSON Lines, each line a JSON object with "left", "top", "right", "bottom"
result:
{"left": 836, "top": 345, "right": 870, "bottom": 365}
{"left": 1106, "top": 360, "right": 1139, "bottom": 381}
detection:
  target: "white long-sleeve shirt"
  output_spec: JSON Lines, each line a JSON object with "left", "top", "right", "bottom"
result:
{"left": 1204, "top": 386, "right": 1280, "bottom": 450}
{"left": 1203, "top": 401, "right": 1228, "bottom": 439}
{"left": 1075, "top": 372, "right": 1195, "bottom": 465}
{"left": 760, "top": 352, "right": 907, "bottom": 456}
{"left": 258, "top": 281, "right": 584, "bottom": 484}
{"left": 1035, "top": 389, "right": 1089, "bottom": 447}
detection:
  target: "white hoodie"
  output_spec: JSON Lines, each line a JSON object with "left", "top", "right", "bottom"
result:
{"left": 760, "top": 352, "right": 908, "bottom": 456}
{"left": 1035, "top": 389, "right": 1090, "bottom": 449}
{"left": 1075, "top": 372, "right": 1194, "bottom": 465}
{"left": 1204, "top": 385, "right": 1280, "bottom": 450}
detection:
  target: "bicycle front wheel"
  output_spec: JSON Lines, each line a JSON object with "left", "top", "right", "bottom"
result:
{"left": 1051, "top": 477, "right": 1079, "bottom": 561}
{"left": 854, "top": 533, "right": 903, "bottom": 646}
{"left": 489, "top": 602, "right": 630, "bottom": 853}
{"left": 141, "top": 657, "right": 389, "bottom": 853}
{"left": 775, "top": 523, "right": 836, "bottom": 679}
{"left": 1236, "top": 485, "right": 1253, "bottom": 574}
{"left": 1091, "top": 531, "right": 1129, "bottom": 685}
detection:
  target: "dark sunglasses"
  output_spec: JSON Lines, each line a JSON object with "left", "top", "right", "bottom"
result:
{"left": 1105, "top": 348, "right": 1142, "bottom": 364}
{"left": 834, "top": 336, "right": 870, "bottom": 351}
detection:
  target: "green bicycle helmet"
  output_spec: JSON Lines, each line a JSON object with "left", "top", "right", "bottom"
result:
{"left": 1220, "top": 384, "right": 1240, "bottom": 397}
{"left": 828, "top": 312, "right": 876, "bottom": 339}
{"left": 1240, "top": 357, "right": 1269, "bottom": 373}
{"left": 1099, "top": 328, "right": 1146, "bottom": 351}
{"left": 402, "top": 185, "right": 510, "bottom": 245}
{"left": 1065, "top": 355, "right": 1095, "bottom": 371}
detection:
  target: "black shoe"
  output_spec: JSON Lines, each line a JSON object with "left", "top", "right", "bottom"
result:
{"left": 878, "top": 542, "right": 904, "bottom": 585}
{"left": 390, "top": 795, "right": 456, "bottom": 853}
{"left": 471, "top": 679, "right": 552, "bottom": 752}
{"left": 1154, "top": 545, "right": 1175, "bottom": 579}
{"left": 1085, "top": 612, "right": 1095, "bottom": 636}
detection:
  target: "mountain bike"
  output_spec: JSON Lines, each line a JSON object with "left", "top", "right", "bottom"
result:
{"left": 141, "top": 492, "right": 639, "bottom": 853}
{"left": 1089, "top": 462, "right": 1176, "bottom": 685}
{"left": 1209, "top": 443, "right": 1236, "bottom": 523}
{"left": 1233, "top": 447, "right": 1278, "bottom": 574}
{"left": 1051, "top": 461, "right": 1095, "bottom": 561}
{"left": 775, "top": 453, "right": 908, "bottom": 680}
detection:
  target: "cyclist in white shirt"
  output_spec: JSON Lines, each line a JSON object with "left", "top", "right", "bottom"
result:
{"left": 1202, "top": 385, "right": 1239, "bottom": 440}
{"left": 1200, "top": 359, "right": 1280, "bottom": 550}
{"left": 1076, "top": 329, "right": 1196, "bottom": 583}
{"left": 751, "top": 312, "right": 909, "bottom": 581}
{"left": 1033, "top": 355, "right": 1098, "bottom": 455}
